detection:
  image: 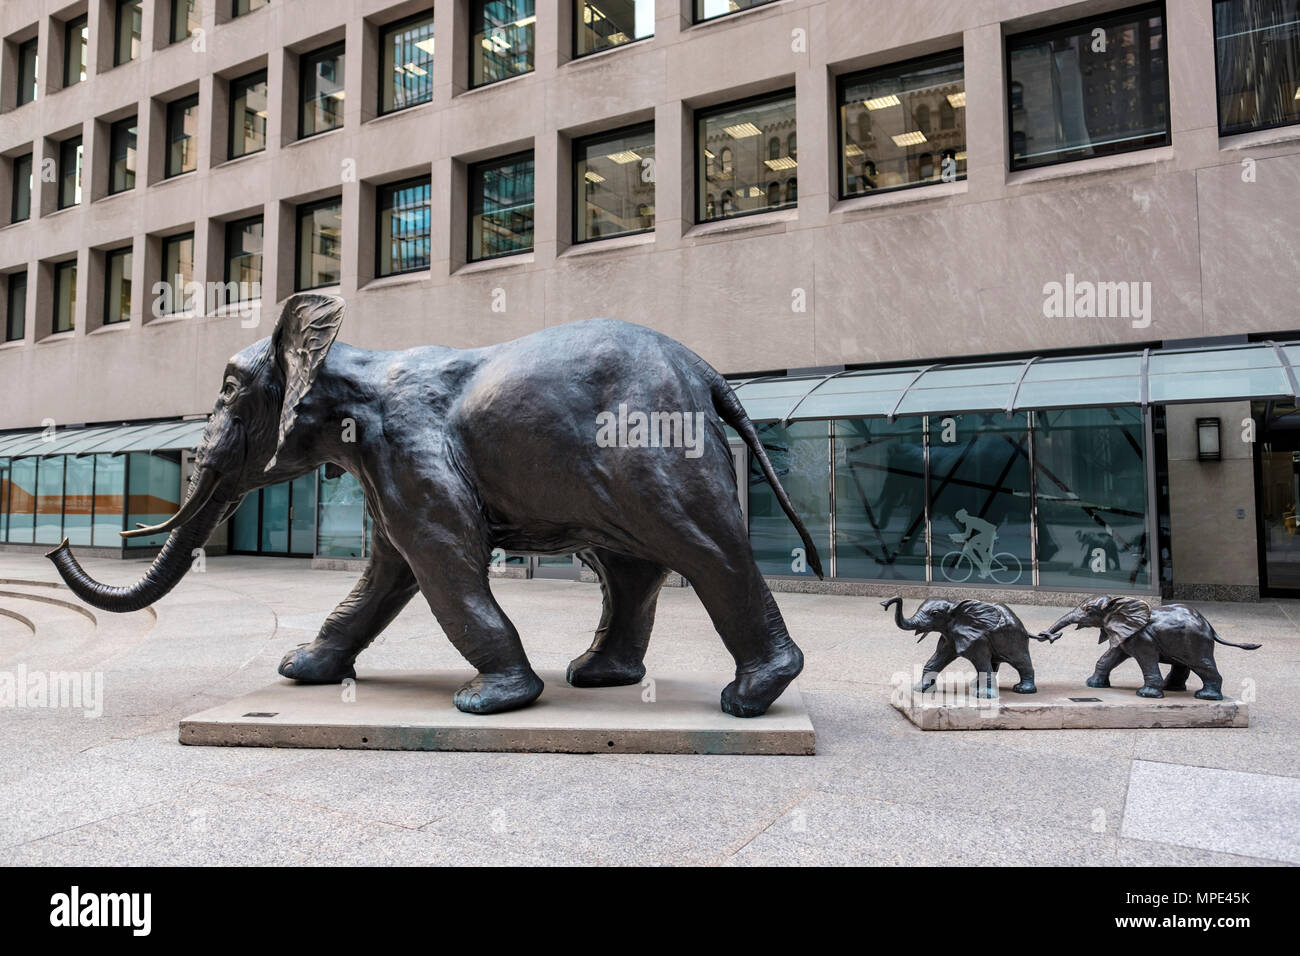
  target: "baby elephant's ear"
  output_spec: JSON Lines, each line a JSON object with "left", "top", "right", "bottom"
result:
{"left": 267, "top": 293, "right": 346, "bottom": 471}
{"left": 1102, "top": 597, "right": 1151, "bottom": 648}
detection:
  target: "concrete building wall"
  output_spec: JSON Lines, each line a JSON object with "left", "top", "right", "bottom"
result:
{"left": 1166, "top": 401, "right": 1260, "bottom": 599}
{"left": 0, "top": 0, "right": 1297, "bottom": 432}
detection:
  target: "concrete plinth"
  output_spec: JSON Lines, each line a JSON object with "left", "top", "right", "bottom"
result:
{"left": 892, "top": 681, "right": 1250, "bottom": 731}
{"left": 180, "top": 670, "right": 815, "bottom": 754}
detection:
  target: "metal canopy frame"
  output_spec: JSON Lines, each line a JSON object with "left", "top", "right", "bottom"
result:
{"left": 0, "top": 418, "right": 209, "bottom": 459}
{"left": 730, "top": 341, "right": 1300, "bottom": 424}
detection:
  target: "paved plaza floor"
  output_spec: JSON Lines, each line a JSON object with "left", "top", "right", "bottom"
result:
{"left": 1, "top": 553, "right": 1296, "bottom": 866}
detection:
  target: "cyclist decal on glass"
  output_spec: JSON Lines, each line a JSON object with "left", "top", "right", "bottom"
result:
{"left": 940, "top": 508, "right": 1023, "bottom": 584}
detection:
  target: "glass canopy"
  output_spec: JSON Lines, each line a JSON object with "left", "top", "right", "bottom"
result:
{"left": 0, "top": 419, "right": 208, "bottom": 458}
{"left": 731, "top": 342, "right": 1299, "bottom": 423}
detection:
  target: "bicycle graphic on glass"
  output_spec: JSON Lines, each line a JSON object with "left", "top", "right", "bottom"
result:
{"left": 939, "top": 508, "right": 1024, "bottom": 584}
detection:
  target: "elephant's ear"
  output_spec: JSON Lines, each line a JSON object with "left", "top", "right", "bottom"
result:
{"left": 267, "top": 292, "right": 346, "bottom": 471}
{"left": 949, "top": 600, "right": 1001, "bottom": 654}
{"left": 1101, "top": 597, "right": 1150, "bottom": 648}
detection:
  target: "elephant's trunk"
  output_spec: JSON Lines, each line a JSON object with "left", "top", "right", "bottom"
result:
{"left": 1043, "top": 607, "right": 1084, "bottom": 636}
{"left": 882, "top": 596, "right": 918, "bottom": 631}
{"left": 46, "top": 469, "right": 232, "bottom": 613}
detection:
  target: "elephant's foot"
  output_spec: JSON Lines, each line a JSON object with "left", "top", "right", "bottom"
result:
{"left": 566, "top": 649, "right": 646, "bottom": 688}
{"left": 278, "top": 641, "right": 358, "bottom": 684}
{"left": 1086, "top": 673, "right": 1111, "bottom": 689}
{"left": 454, "top": 667, "right": 544, "bottom": 715}
{"left": 1195, "top": 684, "right": 1224, "bottom": 701}
{"left": 1011, "top": 679, "right": 1037, "bottom": 694}
{"left": 974, "top": 675, "right": 999, "bottom": 699}
{"left": 721, "top": 641, "right": 803, "bottom": 718}
{"left": 1137, "top": 684, "right": 1165, "bottom": 699}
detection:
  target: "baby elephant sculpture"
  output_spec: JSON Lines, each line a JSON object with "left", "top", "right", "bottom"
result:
{"left": 882, "top": 596, "right": 1051, "bottom": 697}
{"left": 47, "top": 293, "right": 824, "bottom": 718}
{"left": 1041, "top": 595, "right": 1260, "bottom": 700}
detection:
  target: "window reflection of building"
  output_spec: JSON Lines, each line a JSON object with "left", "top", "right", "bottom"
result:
{"left": 839, "top": 52, "right": 965, "bottom": 197}
{"left": 699, "top": 91, "right": 797, "bottom": 223}
{"left": 576, "top": 124, "right": 654, "bottom": 242}
{"left": 1008, "top": 8, "right": 1168, "bottom": 170}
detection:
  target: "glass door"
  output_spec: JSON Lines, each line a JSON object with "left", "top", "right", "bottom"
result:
{"left": 228, "top": 475, "right": 317, "bottom": 557}
{"left": 289, "top": 472, "right": 316, "bottom": 555}
{"left": 1255, "top": 401, "right": 1300, "bottom": 595}
{"left": 261, "top": 481, "right": 290, "bottom": 553}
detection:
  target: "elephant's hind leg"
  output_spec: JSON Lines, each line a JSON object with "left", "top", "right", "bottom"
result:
{"left": 568, "top": 549, "right": 668, "bottom": 688}
{"left": 1191, "top": 661, "right": 1225, "bottom": 700}
{"left": 676, "top": 547, "right": 803, "bottom": 718}
{"left": 1006, "top": 648, "right": 1037, "bottom": 694}
{"left": 1163, "top": 662, "right": 1191, "bottom": 692}
{"left": 279, "top": 532, "right": 418, "bottom": 683}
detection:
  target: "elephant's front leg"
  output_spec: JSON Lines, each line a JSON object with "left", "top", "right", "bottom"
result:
{"left": 917, "top": 639, "right": 959, "bottom": 693}
{"left": 1127, "top": 642, "right": 1166, "bottom": 698}
{"left": 568, "top": 548, "right": 669, "bottom": 687}
{"left": 417, "top": 556, "right": 543, "bottom": 715}
{"left": 1087, "top": 645, "right": 1129, "bottom": 688}
{"left": 278, "top": 532, "right": 419, "bottom": 683}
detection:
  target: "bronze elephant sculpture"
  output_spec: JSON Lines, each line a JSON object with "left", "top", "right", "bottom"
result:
{"left": 1041, "top": 595, "right": 1260, "bottom": 700}
{"left": 882, "top": 596, "right": 1052, "bottom": 697}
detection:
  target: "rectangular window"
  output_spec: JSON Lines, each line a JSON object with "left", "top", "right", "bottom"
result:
{"left": 748, "top": 421, "right": 832, "bottom": 577}
{"left": 229, "top": 70, "right": 268, "bottom": 158}
{"left": 296, "top": 199, "right": 342, "bottom": 291}
{"left": 166, "top": 95, "right": 199, "bottom": 177}
{"left": 833, "top": 417, "right": 928, "bottom": 581}
{"left": 380, "top": 12, "right": 434, "bottom": 114}
{"left": 115, "top": 0, "right": 142, "bottom": 66}
{"left": 53, "top": 260, "right": 77, "bottom": 333}
{"left": 162, "top": 233, "right": 195, "bottom": 313}
{"left": 377, "top": 177, "right": 431, "bottom": 276}
{"left": 59, "top": 136, "right": 83, "bottom": 209}
{"left": 1034, "top": 407, "right": 1150, "bottom": 589}
{"left": 104, "top": 247, "right": 132, "bottom": 324}
{"left": 8, "top": 458, "right": 36, "bottom": 543}
{"left": 171, "top": 0, "right": 200, "bottom": 43}
{"left": 575, "top": 0, "right": 653, "bottom": 57}
{"left": 838, "top": 51, "right": 966, "bottom": 198}
{"left": 1214, "top": 0, "right": 1300, "bottom": 136}
{"left": 469, "top": 152, "right": 534, "bottom": 261}
{"left": 1007, "top": 4, "right": 1170, "bottom": 171}
{"left": 574, "top": 123, "right": 655, "bottom": 243}
{"left": 471, "top": 0, "right": 535, "bottom": 88}
{"left": 125, "top": 452, "right": 180, "bottom": 548}
{"left": 34, "top": 455, "right": 64, "bottom": 545}
{"left": 16, "top": 38, "right": 38, "bottom": 106}
{"left": 300, "top": 43, "right": 345, "bottom": 138}
{"left": 11, "top": 153, "right": 32, "bottom": 222}
{"left": 224, "top": 216, "right": 263, "bottom": 300}
{"left": 92, "top": 454, "right": 125, "bottom": 546}
{"left": 696, "top": 90, "right": 797, "bottom": 223}
{"left": 109, "top": 117, "right": 137, "bottom": 194}
{"left": 5, "top": 271, "right": 26, "bottom": 341}
{"left": 233, "top": 0, "right": 270, "bottom": 16}
{"left": 64, "top": 15, "right": 88, "bottom": 87}
{"left": 694, "top": 0, "right": 775, "bottom": 23}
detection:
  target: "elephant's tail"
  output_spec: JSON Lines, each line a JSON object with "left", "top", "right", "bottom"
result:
{"left": 708, "top": 371, "right": 825, "bottom": 580}
{"left": 1211, "top": 628, "right": 1261, "bottom": 650}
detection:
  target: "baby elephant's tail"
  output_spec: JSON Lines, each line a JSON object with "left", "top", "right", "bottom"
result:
{"left": 1212, "top": 628, "right": 1262, "bottom": 651}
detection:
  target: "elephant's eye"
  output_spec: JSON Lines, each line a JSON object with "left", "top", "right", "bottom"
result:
{"left": 221, "top": 377, "right": 240, "bottom": 402}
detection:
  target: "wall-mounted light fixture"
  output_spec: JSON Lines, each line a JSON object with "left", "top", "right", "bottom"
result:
{"left": 1197, "top": 417, "right": 1221, "bottom": 461}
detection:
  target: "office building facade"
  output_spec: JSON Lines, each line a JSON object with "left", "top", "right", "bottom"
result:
{"left": 1, "top": 0, "right": 1298, "bottom": 602}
